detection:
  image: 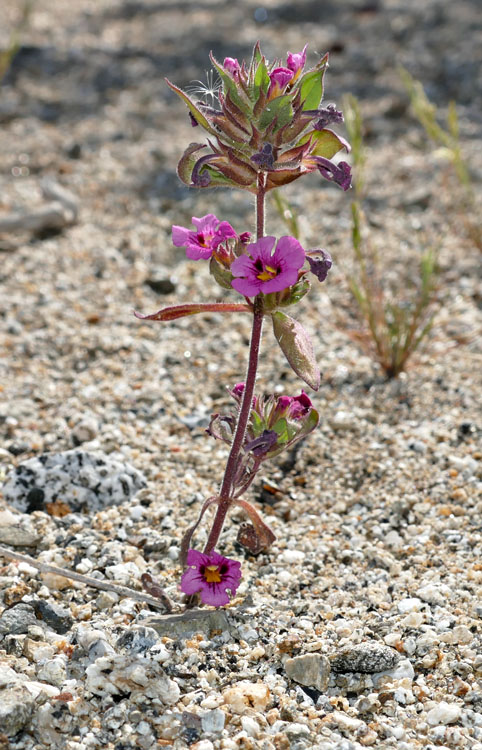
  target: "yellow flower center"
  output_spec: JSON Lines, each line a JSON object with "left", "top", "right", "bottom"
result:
{"left": 204, "top": 565, "right": 222, "bottom": 583}
{"left": 197, "top": 232, "right": 211, "bottom": 248}
{"left": 257, "top": 265, "right": 278, "bottom": 282}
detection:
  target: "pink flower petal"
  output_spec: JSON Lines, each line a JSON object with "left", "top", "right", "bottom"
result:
{"left": 172, "top": 225, "right": 190, "bottom": 247}
{"left": 191, "top": 214, "right": 218, "bottom": 233}
{"left": 231, "top": 254, "right": 256, "bottom": 276}
{"left": 248, "top": 236, "right": 277, "bottom": 261}
{"left": 199, "top": 586, "right": 231, "bottom": 607}
{"left": 231, "top": 277, "right": 262, "bottom": 297}
{"left": 180, "top": 567, "right": 205, "bottom": 595}
{"left": 273, "top": 236, "right": 306, "bottom": 267}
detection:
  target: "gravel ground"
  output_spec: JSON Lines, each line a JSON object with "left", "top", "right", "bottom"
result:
{"left": 0, "top": 1, "right": 481, "bottom": 748}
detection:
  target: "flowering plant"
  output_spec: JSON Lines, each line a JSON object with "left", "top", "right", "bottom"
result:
{"left": 136, "top": 43, "right": 351, "bottom": 607}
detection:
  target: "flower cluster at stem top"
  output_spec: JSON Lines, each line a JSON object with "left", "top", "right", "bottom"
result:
{"left": 169, "top": 42, "right": 352, "bottom": 193}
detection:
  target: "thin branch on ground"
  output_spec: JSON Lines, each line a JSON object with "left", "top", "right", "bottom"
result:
{"left": 0, "top": 545, "right": 173, "bottom": 613}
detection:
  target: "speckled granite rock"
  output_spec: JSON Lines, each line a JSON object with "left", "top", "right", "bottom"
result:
{"left": 1, "top": 449, "right": 147, "bottom": 514}
{"left": 331, "top": 642, "right": 400, "bottom": 674}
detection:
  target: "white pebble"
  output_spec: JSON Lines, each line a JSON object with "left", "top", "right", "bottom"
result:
{"left": 426, "top": 701, "right": 462, "bottom": 726}
{"left": 281, "top": 549, "right": 305, "bottom": 563}
{"left": 398, "top": 597, "right": 423, "bottom": 613}
{"left": 201, "top": 708, "right": 225, "bottom": 734}
{"left": 401, "top": 612, "right": 424, "bottom": 628}
{"left": 129, "top": 505, "right": 144, "bottom": 520}
{"left": 240, "top": 716, "right": 260, "bottom": 738}
{"left": 277, "top": 570, "right": 292, "bottom": 584}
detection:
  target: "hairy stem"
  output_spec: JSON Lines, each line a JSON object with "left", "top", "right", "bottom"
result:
{"left": 203, "top": 172, "right": 267, "bottom": 555}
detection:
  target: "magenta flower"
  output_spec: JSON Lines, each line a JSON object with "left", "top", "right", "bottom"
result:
{"left": 231, "top": 236, "right": 305, "bottom": 297}
{"left": 287, "top": 391, "right": 312, "bottom": 419}
{"left": 180, "top": 549, "right": 242, "bottom": 606}
{"left": 267, "top": 67, "right": 294, "bottom": 99}
{"left": 270, "top": 391, "right": 313, "bottom": 424}
{"left": 172, "top": 214, "right": 237, "bottom": 260}
{"left": 286, "top": 44, "right": 307, "bottom": 79}
{"left": 223, "top": 57, "right": 241, "bottom": 78}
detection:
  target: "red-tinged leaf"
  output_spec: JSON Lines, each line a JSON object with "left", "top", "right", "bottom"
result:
{"left": 297, "top": 128, "right": 350, "bottom": 158}
{"left": 177, "top": 143, "right": 207, "bottom": 185}
{"left": 165, "top": 78, "right": 218, "bottom": 135}
{"left": 134, "top": 303, "right": 252, "bottom": 322}
{"left": 271, "top": 311, "right": 320, "bottom": 390}
{"left": 235, "top": 498, "right": 276, "bottom": 552}
{"left": 209, "top": 52, "right": 251, "bottom": 111}
{"left": 266, "top": 168, "right": 305, "bottom": 190}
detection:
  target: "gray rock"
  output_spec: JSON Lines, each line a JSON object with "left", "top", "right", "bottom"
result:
{"left": 285, "top": 653, "right": 331, "bottom": 691}
{"left": 331, "top": 642, "right": 400, "bottom": 674}
{"left": 32, "top": 600, "right": 73, "bottom": 634}
{"left": 0, "top": 685, "right": 36, "bottom": 736}
{"left": 0, "top": 525, "right": 39, "bottom": 547}
{"left": 146, "top": 609, "right": 232, "bottom": 639}
{"left": 1, "top": 449, "right": 147, "bottom": 514}
{"left": 116, "top": 626, "right": 159, "bottom": 654}
{"left": 0, "top": 603, "right": 39, "bottom": 636}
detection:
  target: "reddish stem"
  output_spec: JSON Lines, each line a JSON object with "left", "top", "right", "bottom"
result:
{"left": 203, "top": 172, "right": 267, "bottom": 555}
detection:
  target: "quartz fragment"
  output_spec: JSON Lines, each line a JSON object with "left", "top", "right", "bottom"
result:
{"left": 284, "top": 653, "right": 331, "bottom": 691}
{"left": 222, "top": 682, "right": 271, "bottom": 714}
{"left": 426, "top": 701, "right": 462, "bottom": 726}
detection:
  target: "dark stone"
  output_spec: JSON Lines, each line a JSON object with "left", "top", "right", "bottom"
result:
{"left": 7, "top": 443, "right": 30, "bottom": 457}
{"left": 144, "top": 278, "right": 176, "bottom": 295}
{"left": 26, "top": 487, "right": 45, "bottom": 513}
{"left": 66, "top": 143, "right": 82, "bottom": 159}
{"left": 32, "top": 600, "right": 73, "bottom": 634}
{"left": 0, "top": 604, "right": 38, "bottom": 635}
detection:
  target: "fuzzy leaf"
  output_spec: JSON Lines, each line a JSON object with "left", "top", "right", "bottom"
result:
{"left": 210, "top": 53, "right": 251, "bottom": 111}
{"left": 254, "top": 58, "right": 270, "bottom": 97}
{"left": 249, "top": 42, "right": 262, "bottom": 76}
{"left": 177, "top": 143, "right": 207, "bottom": 186}
{"left": 209, "top": 256, "right": 234, "bottom": 290}
{"left": 298, "top": 128, "right": 351, "bottom": 158}
{"left": 271, "top": 311, "right": 320, "bottom": 390}
{"left": 266, "top": 168, "right": 304, "bottom": 190}
{"left": 258, "top": 95, "right": 294, "bottom": 132}
{"left": 298, "top": 69, "right": 324, "bottom": 111}
{"left": 134, "top": 302, "right": 251, "bottom": 322}
{"left": 165, "top": 79, "right": 218, "bottom": 135}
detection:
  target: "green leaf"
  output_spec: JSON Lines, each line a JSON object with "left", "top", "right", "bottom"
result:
{"left": 277, "top": 277, "right": 311, "bottom": 307}
{"left": 298, "top": 70, "right": 323, "bottom": 110}
{"left": 165, "top": 79, "right": 217, "bottom": 135}
{"left": 271, "top": 311, "right": 320, "bottom": 390}
{"left": 258, "top": 95, "right": 294, "bottom": 131}
{"left": 209, "top": 53, "right": 251, "bottom": 112}
{"left": 250, "top": 410, "right": 265, "bottom": 436}
{"left": 254, "top": 58, "right": 270, "bottom": 97}
{"left": 298, "top": 128, "right": 350, "bottom": 158}
{"left": 209, "top": 256, "right": 234, "bottom": 290}
{"left": 250, "top": 41, "right": 262, "bottom": 74}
